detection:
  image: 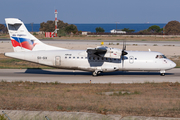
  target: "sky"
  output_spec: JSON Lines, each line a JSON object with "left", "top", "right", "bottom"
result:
{"left": 0, "top": 0, "right": 180, "bottom": 24}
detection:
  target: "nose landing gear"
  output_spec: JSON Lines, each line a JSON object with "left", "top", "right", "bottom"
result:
{"left": 160, "top": 73, "right": 165, "bottom": 76}
{"left": 160, "top": 70, "right": 165, "bottom": 76}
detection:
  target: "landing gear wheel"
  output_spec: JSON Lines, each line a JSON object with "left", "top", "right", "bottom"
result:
{"left": 97, "top": 71, "right": 101, "bottom": 75}
{"left": 160, "top": 70, "right": 165, "bottom": 76}
{"left": 161, "top": 73, "right": 165, "bottom": 76}
{"left": 92, "top": 71, "right": 98, "bottom": 76}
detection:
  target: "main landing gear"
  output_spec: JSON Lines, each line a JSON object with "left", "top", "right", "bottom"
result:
{"left": 92, "top": 71, "right": 101, "bottom": 76}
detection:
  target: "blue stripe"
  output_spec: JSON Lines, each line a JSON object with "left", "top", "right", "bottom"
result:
{"left": 12, "top": 37, "right": 33, "bottom": 45}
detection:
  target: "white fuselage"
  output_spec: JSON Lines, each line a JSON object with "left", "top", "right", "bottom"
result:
{"left": 5, "top": 49, "right": 176, "bottom": 73}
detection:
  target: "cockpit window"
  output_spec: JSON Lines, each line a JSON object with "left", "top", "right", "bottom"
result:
{"left": 155, "top": 55, "right": 167, "bottom": 59}
{"left": 162, "top": 55, "right": 167, "bottom": 58}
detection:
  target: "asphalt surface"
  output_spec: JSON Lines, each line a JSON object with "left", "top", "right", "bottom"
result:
{"left": 1, "top": 38, "right": 180, "bottom": 46}
{"left": 0, "top": 68, "right": 179, "bottom": 83}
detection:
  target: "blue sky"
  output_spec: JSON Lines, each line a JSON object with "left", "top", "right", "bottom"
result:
{"left": 0, "top": 0, "right": 180, "bottom": 24}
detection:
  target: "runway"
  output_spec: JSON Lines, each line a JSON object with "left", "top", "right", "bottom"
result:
{"left": 0, "top": 68, "right": 180, "bottom": 83}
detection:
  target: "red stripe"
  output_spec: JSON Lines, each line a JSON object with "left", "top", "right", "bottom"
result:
{"left": 11, "top": 39, "right": 36, "bottom": 50}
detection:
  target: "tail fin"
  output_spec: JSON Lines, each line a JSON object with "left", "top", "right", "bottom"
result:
{"left": 5, "top": 18, "right": 66, "bottom": 52}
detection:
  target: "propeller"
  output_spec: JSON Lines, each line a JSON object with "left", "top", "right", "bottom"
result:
{"left": 120, "top": 41, "right": 128, "bottom": 68}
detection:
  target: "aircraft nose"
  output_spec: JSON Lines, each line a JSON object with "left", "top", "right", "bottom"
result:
{"left": 169, "top": 60, "right": 176, "bottom": 68}
{"left": 171, "top": 61, "right": 176, "bottom": 68}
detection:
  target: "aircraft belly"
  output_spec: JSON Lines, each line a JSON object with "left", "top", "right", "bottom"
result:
{"left": 38, "top": 59, "right": 54, "bottom": 66}
{"left": 60, "top": 59, "right": 121, "bottom": 72}
{"left": 61, "top": 59, "right": 90, "bottom": 70}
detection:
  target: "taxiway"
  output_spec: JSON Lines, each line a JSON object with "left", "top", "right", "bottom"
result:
{"left": 0, "top": 68, "right": 179, "bottom": 83}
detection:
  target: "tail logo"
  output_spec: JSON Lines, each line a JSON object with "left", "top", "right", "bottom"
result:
{"left": 11, "top": 37, "right": 36, "bottom": 50}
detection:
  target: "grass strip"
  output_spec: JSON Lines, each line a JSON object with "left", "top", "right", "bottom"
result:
{"left": 0, "top": 81, "right": 180, "bottom": 117}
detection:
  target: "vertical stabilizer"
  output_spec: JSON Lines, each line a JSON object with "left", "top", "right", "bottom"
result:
{"left": 5, "top": 18, "right": 66, "bottom": 52}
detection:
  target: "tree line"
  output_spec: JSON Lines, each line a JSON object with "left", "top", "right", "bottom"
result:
{"left": 138, "top": 21, "right": 180, "bottom": 35}
{"left": 1, "top": 20, "right": 180, "bottom": 35}
{"left": 0, "top": 24, "right": 7, "bottom": 33}
{"left": 95, "top": 21, "right": 180, "bottom": 35}
{"left": 39, "top": 20, "right": 78, "bottom": 36}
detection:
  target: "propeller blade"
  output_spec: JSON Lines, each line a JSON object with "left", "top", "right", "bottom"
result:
{"left": 123, "top": 41, "right": 125, "bottom": 50}
{"left": 121, "top": 41, "right": 128, "bottom": 69}
{"left": 122, "top": 55, "right": 124, "bottom": 68}
{"left": 124, "top": 41, "right": 126, "bottom": 50}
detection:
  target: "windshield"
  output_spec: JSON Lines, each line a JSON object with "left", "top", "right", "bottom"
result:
{"left": 155, "top": 55, "right": 167, "bottom": 59}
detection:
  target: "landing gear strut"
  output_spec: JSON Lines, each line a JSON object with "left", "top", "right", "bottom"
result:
{"left": 160, "top": 70, "right": 165, "bottom": 76}
{"left": 92, "top": 71, "right": 101, "bottom": 76}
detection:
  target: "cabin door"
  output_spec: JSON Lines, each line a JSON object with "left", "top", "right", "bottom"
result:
{"left": 55, "top": 56, "right": 61, "bottom": 66}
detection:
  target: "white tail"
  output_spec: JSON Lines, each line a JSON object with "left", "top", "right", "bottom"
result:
{"left": 5, "top": 18, "right": 66, "bottom": 52}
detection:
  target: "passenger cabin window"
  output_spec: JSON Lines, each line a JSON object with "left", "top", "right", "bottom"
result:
{"left": 77, "top": 57, "right": 79, "bottom": 59}
{"left": 155, "top": 55, "right": 167, "bottom": 59}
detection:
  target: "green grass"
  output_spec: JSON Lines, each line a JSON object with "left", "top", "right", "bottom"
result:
{"left": 0, "top": 58, "right": 21, "bottom": 63}
{"left": 0, "top": 114, "right": 6, "bottom": 120}
{"left": 0, "top": 57, "right": 54, "bottom": 69}
{"left": 42, "top": 38, "right": 53, "bottom": 39}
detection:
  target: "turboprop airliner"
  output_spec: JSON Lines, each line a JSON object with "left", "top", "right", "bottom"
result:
{"left": 4, "top": 18, "right": 176, "bottom": 76}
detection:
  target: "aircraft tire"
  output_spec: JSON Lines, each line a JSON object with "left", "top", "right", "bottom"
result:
{"left": 97, "top": 71, "right": 101, "bottom": 75}
{"left": 92, "top": 71, "right": 98, "bottom": 76}
{"left": 160, "top": 73, "right": 165, "bottom": 76}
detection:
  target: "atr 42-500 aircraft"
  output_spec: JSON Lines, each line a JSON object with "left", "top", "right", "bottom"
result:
{"left": 5, "top": 18, "right": 176, "bottom": 76}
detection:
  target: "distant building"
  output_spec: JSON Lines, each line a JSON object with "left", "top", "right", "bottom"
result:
{"left": 36, "top": 31, "right": 44, "bottom": 35}
{"left": 110, "top": 29, "right": 126, "bottom": 34}
{"left": 82, "top": 31, "right": 91, "bottom": 35}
